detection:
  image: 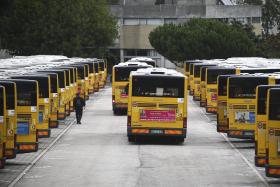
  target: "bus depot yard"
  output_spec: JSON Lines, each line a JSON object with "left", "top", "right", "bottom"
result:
{"left": 1, "top": 56, "right": 280, "bottom": 186}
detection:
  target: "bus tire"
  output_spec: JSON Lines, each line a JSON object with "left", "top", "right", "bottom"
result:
{"left": 176, "top": 138, "right": 184, "bottom": 143}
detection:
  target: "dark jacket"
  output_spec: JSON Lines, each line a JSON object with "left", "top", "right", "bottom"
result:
{"left": 73, "top": 96, "right": 85, "bottom": 110}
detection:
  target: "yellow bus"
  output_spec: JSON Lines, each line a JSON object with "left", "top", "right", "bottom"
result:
{"left": 80, "top": 62, "right": 95, "bottom": 94}
{"left": 0, "top": 81, "right": 17, "bottom": 159}
{"left": 255, "top": 85, "right": 280, "bottom": 167}
{"left": 112, "top": 62, "right": 152, "bottom": 115}
{"left": 265, "top": 88, "right": 280, "bottom": 178}
{"left": 227, "top": 75, "right": 272, "bottom": 139}
{"left": 0, "top": 86, "right": 6, "bottom": 168}
{"left": 93, "top": 62, "right": 100, "bottom": 92}
{"left": 127, "top": 68, "right": 187, "bottom": 143}
{"left": 10, "top": 79, "right": 39, "bottom": 153}
{"left": 184, "top": 60, "right": 201, "bottom": 90}
{"left": 98, "top": 60, "right": 106, "bottom": 89}
{"left": 192, "top": 63, "right": 216, "bottom": 101}
{"left": 205, "top": 67, "right": 236, "bottom": 113}
{"left": 12, "top": 75, "right": 51, "bottom": 138}
{"left": 37, "top": 72, "right": 59, "bottom": 128}
{"left": 72, "top": 64, "right": 87, "bottom": 99}
{"left": 38, "top": 70, "right": 67, "bottom": 120}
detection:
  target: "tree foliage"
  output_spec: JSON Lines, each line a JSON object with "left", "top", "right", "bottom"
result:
{"left": 259, "top": 33, "right": 280, "bottom": 58}
{"left": 0, "top": 0, "right": 118, "bottom": 57}
{"left": 149, "top": 19, "right": 256, "bottom": 61}
{"left": 262, "top": 0, "right": 280, "bottom": 36}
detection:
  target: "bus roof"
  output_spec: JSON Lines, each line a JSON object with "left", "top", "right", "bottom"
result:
{"left": 131, "top": 68, "right": 184, "bottom": 78}
{"left": 115, "top": 62, "right": 152, "bottom": 67}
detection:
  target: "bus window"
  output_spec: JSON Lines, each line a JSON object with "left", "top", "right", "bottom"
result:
{"left": 132, "top": 76, "right": 184, "bottom": 98}
{"left": 17, "top": 82, "right": 37, "bottom": 106}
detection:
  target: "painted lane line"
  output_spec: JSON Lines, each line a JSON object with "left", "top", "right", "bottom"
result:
{"left": 8, "top": 120, "right": 74, "bottom": 187}
{"left": 193, "top": 99, "right": 270, "bottom": 187}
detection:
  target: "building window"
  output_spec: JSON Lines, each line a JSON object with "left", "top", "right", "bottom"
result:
{"left": 136, "top": 49, "right": 148, "bottom": 56}
{"left": 252, "top": 17, "right": 261, "bottom": 24}
{"left": 124, "top": 19, "right": 139, "bottom": 25}
{"left": 147, "top": 19, "right": 163, "bottom": 25}
{"left": 139, "top": 19, "right": 147, "bottom": 25}
{"left": 164, "top": 18, "right": 177, "bottom": 24}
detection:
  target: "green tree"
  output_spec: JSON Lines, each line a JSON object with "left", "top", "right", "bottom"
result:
{"left": 262, "top": 0, "right": 280, "bottom": 36}
{"left": 259, "top": 33, "right": 280, "bottom": 58}
{"left": 149, "top": 19, "right": 256, "bottom": 62}
{"left": 0, "top": 0, "right": 118, "bottom": 57}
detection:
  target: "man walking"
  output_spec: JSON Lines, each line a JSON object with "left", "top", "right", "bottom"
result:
{"left": 73, "top": 93, "right": 85, "bottom": 124}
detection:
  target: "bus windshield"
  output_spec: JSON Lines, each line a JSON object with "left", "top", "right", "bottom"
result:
{"left": 207, "top": 69, "right": 235, "bottom": 84}
{"left": 201, "top": 67, "right": 207, "bottom": 81}
{"left": 229, "top": 77, "right": 268, "bottom": 99}
{"left": 49, "top": 75, "right": 58, "bottom": 93}
{"left": 0, "top": 82, "right": 15, "bottom": 109}
{"left": 257, "top": 87, "right": 271, "bottom": 115}
{"left": 115, "top": 67, "right": 146, "bottom": 82}
{"left": 132, "top": 76, "right": 184, "bottom": 98}
{"left": 94, "top": 63, "right": 99, "bottom": 73}
{"left": 218, "top": 76, "right": 229, "bottom": 96}
{"left": 0, "top": 88, "right": 3, "bottom": 116}
{"left": 77, "top": 66, "right": 85, "bottom": 80}
{"left": 99, "top": 62, "right": 104, "bottom": 71}
{"left": 269, "top": 89, "right": 280, "bottom": 120}
{"left": 17, "top": 81, "right": 37, "bottom": 106}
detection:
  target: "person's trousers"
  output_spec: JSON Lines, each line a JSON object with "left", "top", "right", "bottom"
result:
{"left": 75, "top": 109, "right": 83, "bottom": 123}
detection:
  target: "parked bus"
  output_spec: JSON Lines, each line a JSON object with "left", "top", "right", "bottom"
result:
{"left": 227, "top": 75, "right": 273, "bottom": 139}
{"left": 0, "top": 81, "right": 17, "bottom": 159}
{"left": 186, "top": 61, "right": 202, "bottom": 91}
{"left": 12, "top": 75, "right": 51, "bottom": 138}
{"left": 72, "top": 64, "right": 87, "bottom": 99}
{"left": 127, "top": 68, "right": 187, "bottom": 142}
{"left": 98, "top": 60, "right": 106, "bottom": 89}
{"left": 9, "top": 79, "right": 39, "bottom": 153}
{"left": 93, "top": 62, "right": 100, "bottom": 92}
{"left": 265, "top": 88, "right": 280, "bottom": 178}
{"left": 38, "top": 70, "right": 67, "bottom": 120}
{"left": 0, "top": 86, "right": 6, "bottom": 168}
{"left": 192, "top": 63, "right": 216, "bottom": 101}
{"left": 112, "top": 62, "right": 152, "bottom": 114}
{"left": 205, "top": 67, "right": 236, "bottom": 113}
{"left": 255, "top": 85, "right": 280, "bottom": 167}
{"left": 80, "top": 62, "right": 95, "bottom": 94}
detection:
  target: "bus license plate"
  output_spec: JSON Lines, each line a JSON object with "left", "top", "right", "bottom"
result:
{"left": 244, "top": 132, "right": 253, "bottom": 136}
{"left": 150, "top": 130, "right": 163, "bottom": 134}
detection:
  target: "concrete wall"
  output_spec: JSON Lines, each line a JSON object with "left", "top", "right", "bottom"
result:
{"left": 205, "top": 5, "right": 261, "bottom": 18}
{"left": 120, "top": 25, "right": 157, "bottom": 49}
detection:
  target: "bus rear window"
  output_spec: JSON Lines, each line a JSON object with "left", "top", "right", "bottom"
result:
{"left": 229, "top": 78, "right": 268, "bottom": 99}
{"left": 0, "top": 88, "right": 3, "bottom": 115}
{"left": 115, "top": 67, "right": 143, "bottom": 82}
{"left": 77, "top": 67, "right": 85, "bottom": 80}
{"left": 132, "top": 76, "right": 184, "bottom": 98}
{"left": 17, "top": 82, "right": 37, "bottom": 106}
{"left": 50, "top": 76, "right": 58, "bottom": 93}
{"left": 0, "top": 83, "right": 15, "bottom": 109}
{"left": 207, "top": 69, "right": 235, "bottom": 84}
{"left": 94, "top": 63, "right": 99, "bottom": 73}
{"left": 218, "top": 76, "right": 228, "bottom": 96}
{"left": 269, "top": 90, "right": 280, "bottom": 120}
{"left": 99, "top": 62, "right": 104, "bottom": 71}
{"left": 194, "top": 66, "right": 201, "bottom": 78}
{"left": 58, "top": 72, "right": 65, "bottom": 88}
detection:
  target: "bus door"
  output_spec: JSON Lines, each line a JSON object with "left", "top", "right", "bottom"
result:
{"left": 266, "top": 88, "right": 280, "bottom": 178}
{"left": 0, "top": 81, "right": 17, "bottom": 159}
{"left": 9, "top": 80, "right": 39, "bottom": 153}
{"left": 205, "top": 68, "right": 236, "bottom": 113}
{"left": 0, "top": 86, "right": 6, "bottom": 168}
{"left": 12, "top": 75, "right": 51, "bottom": 138}
{"left": 127, "top": 70, "right": 187, "bottom": 142}
{"left": 227, "top": 76, "right": 269, "bottom": 139}
{"left": 255, "top": 85, "right": 280, "bottom": 167}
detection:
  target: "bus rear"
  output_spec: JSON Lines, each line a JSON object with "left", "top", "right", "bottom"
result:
{"left": 127, "top": 68, "right": 187, "bottom": 142}
{"left": 0, "top": 81, "right": 17, "bottom": 159}
{"left": 0, "top": 86, "right": 6, "bottom": 168}
{"left": 205, "top": 68, "right": 236, "bottom": 113}
{"left": 227, "top": 76, "right": 270, "bottom": 139}
{"left": 266, "top": 88, "right": 280, "bottom": 178}
{"left": 255, "top": 85, "right": 280, "bottom": 167}
{"left": 11, "top": 80, "right": 39, "bottom": 153}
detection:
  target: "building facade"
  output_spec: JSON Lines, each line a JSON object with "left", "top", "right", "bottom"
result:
{"left": 109, "top": 0, "right": 262, "bottom": 67}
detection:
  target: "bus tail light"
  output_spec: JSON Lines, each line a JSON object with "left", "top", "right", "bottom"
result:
{"left": 183, "top": 117, "right": 187, "bottom": 128}
{"left": 165, "top": 130, "right": 182, "bottom": 135}
{"left": 132, "top": 129, "right": 149, "bottom": 134}
{"left": 127, "top": 116, "right": 131, "bottom": 127}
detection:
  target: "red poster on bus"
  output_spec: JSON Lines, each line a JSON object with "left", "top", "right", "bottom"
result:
{"left": 140, "top": 110, "right": 176, "bottom": 122}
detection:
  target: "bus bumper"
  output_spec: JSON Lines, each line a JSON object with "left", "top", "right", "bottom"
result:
{"left": 227, "top": 130, "right": 254, "bottom": 139}
{"left": 206, "top": 106, "right": 217, "bottom": 113}
{"left": 50, "top": 120, "right": 59, "bottom": 128}
{"left": 16, "top": 142, "right": 38, "bottom": 153}
{"left": 127, "top": 128, "right": 186, "bottom": 138}
{"left": 255, "top": 155, "right": 266, "bottom": 167}
{"left": 266, "top": 165, "right": 280, "bottom": 178}
{"left": 37, "top": 129, "right": 51, "bottom": 138}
